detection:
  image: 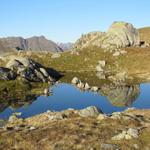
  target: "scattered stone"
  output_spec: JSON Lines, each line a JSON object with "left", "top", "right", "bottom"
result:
{"left": 45, "top": 113, "right": 66, "bottom": 120}
{"left": 29, "top": 126, "right": 36, "bottom": 131}
{"left": 101, "top": 143, "right": 120, "bottom": 150}
{"left": 77, "top": 81, "right": 85, "bottom": 89}
{"left": 96, "top": 65, "right": 104, "bottom": 72}
{"left": 112, "top": 128, "right": 139, "bottom": 140}
{"left": 91, "top": 86, "right": 99, "bottom": 92}
{"left": 78, "top": 106, "right": 102, "bottom": 117}
{"left": 44, "top": 88, "right": 50, "bottom": 95}
{"left": 97, "top": 114, "right": 108, "bottom": 120}
{"left": 98, "top": 60, "right": 106, "bottom": 67}
{"left": 12, "top": 112, "right": 22, "bottom": 117}
{"left": 8, "top": 115, "right": 19, "bottom": 123}
{"left": 84, "top": 82, "right": 90, "bottom": 90}
{"left": 113, "top": 51, "right": 120, "bottom": 57}
{"left": 71, "top": 77, "right": 79, "bottom": 84}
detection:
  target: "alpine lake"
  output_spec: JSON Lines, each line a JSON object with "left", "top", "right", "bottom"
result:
{"left": 0, "top": 72, "right": 150, "bottom": 119}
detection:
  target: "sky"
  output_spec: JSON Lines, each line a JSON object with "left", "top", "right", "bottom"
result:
{"left": 0, "top": 0, "right": 150, "bottom": 43}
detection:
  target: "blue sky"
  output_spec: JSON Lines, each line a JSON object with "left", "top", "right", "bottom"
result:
{"left": 0, "top": 0, "right": 149, "bottom": 42}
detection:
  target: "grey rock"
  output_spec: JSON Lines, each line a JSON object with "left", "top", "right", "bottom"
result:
{"left": 84, "top": 83, "right": 90, "bottom": 90}
{"left": 39, "top": 68, "right": 49, "bottom": 77}
{"left": 97, "top": 114, "right": 108, "bottom": 120}
{"left": 113, "top": 51, "right": 120, "bottom": 57}
{"left": 78, "top": 106, "right": 102, "bottom": 117}
{"left": 101, "top": 143, "right": 120, "bottom": 150}
{"left": 91, "top": 86, "right": 99, "bottom": 92}
{"left": 45, "top": 113, "right": 66, "bottom": 120}
{"left": 71, "top": 77, "right": 79, "bottom": 84}
{"left": 29, "top": 126, "right": 36, "bottom": 131}
{"left": 112, "top": 128, "right": 139, "bottom": 140}
{"left": 8, "top": 115, "right": 18, "bottom": 123}
{"left": 96, "top": 65, "right": 104, "bottom": 72}
{"left": 127, "top": 128, "right": 139, "bottom": 138}
{"left": 98, "top": 60, "right": 106, "bottom": 67}
{"left": 77, "top": 81, "right": 85, "bottom": 89}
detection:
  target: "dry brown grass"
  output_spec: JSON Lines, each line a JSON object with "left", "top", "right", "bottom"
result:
{"left": 139, "top": 27, "right": 150, "bottom": 44}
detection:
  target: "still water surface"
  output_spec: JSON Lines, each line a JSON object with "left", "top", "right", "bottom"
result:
{"left": 0, "top": 83, "right": 150, "bottom": 119}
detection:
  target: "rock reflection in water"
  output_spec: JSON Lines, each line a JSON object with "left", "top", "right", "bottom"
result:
{"left": 0, "top": 81, "right": 48, "bottom": 112}
{"left": 0, "top": 91, "right": 38, "bottom": 112}
{"left": 100, "top": 83, "right": 140, "bottom": 107}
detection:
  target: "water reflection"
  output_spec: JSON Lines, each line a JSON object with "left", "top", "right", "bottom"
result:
{"left": 100, "top": 83, "right": 140, "bottom": 107}
{"left": 0, "top": 78, "right": 149, "bottom": 119}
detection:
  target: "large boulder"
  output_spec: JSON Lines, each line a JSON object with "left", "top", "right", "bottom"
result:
{"left": 5, "top": 57, "right": 54, "bottom": 82}
{"left": 74, "top": 21, "right": 140, "bottom": 50}
{"left": 78, "top": 106, "right": 103, "bottom": 117}
{"left": 102, "top": 21, "right": 140, "bottom": 49}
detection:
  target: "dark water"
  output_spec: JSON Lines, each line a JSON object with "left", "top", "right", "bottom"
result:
{"left": 0, "top": 82, "right": 150, "bottom": 119}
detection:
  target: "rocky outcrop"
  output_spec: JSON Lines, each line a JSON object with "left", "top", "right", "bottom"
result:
{"left": 0, "top": 67, "right": 16, "bottom": 80}
{"left": 74, "top": 21, "right": 140, "bottom": 51}
{"left": 74, "top": 32, "right": 105, "bottom": 50}
{"left": 0, "top": 57, "right": 57, "bottom": 82}
{"left": 0, "top": 36, "right": 62, "bottom": 53}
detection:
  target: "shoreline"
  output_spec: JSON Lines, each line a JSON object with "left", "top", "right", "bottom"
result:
{"left": 0, "top": 106, "right": 150, "bottom": 149}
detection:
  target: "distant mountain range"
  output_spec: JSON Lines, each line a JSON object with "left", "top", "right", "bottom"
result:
{"left": 57, "top": 42, "right": 73, "bottom": 51}
{"left": 0, "top": 36, "right": 73, "bottom": 54}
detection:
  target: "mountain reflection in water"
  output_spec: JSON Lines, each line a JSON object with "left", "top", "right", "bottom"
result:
{"left": 0, "top": 80, "right": 150, "bottom": 119}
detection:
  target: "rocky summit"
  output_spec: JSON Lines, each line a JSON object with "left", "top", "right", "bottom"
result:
{"left": 74, "top": 21, "right": 140, "bottom": 51}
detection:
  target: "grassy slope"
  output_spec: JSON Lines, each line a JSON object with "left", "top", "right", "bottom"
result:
{"left": 1, "top": 46, "right": 150, "bottom": 80}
